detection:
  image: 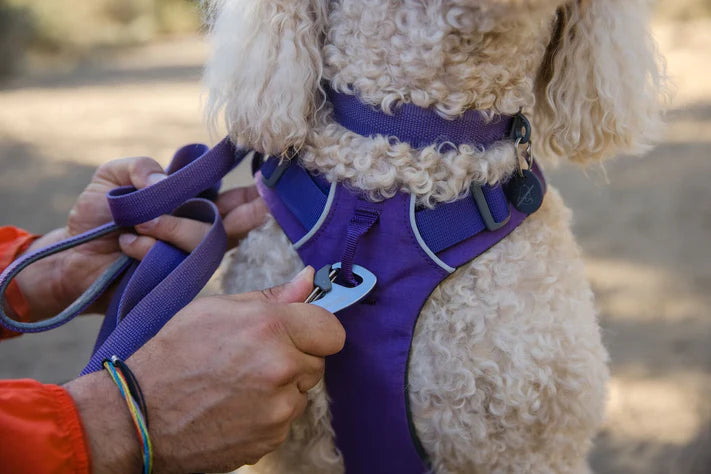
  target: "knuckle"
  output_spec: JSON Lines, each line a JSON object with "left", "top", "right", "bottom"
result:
{"left": 273, "top": 425, "right": 291, "bottom": 446}
{"left": 161, "top": 215, "right": 181, "bottom": 235}
{"left": 263, "top": 358, "right": 298, "bottom": 387}
{"left": 254, "top": 312, "right": 286, "bottom": 340}
{"left": 313, "top": 358, "right": 326, "bottom": 376}
{"left": 183, "top": 298, "right": 215, "bottom": 320}
{"left": 259, "top": 286, "right": 280, "bottom": 301}
{"left": 243, "top": 453, "right": 264, "bottom": 466}
{"left": 268, "top": 398, "right": 296, "bottom": 427}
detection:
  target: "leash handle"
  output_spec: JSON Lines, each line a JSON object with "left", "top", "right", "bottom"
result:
{"left": 0, "top": 222, "right": 131, "bottom": 332}
{"left": 0, "top": 138, "right": 249, "bottom": 373}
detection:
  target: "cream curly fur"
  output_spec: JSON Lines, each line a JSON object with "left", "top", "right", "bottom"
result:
{"left": 206, "top": 0, "right": 665, "bottom": 472}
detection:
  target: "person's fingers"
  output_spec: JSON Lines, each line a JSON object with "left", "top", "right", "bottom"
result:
{"left": 293, "top": 354, "right": 325, "bottom": 393}
{"left": 224, "top": 267, "right": 346, "bottom": 356}
{"left": 134, "top": 215, "right": 211, "bottom": 252}
{"left": 127, "top": 156, "right": 168, "bottom": 189}
{"left": 228, "top": 267, "right": 315, "bottom": 305}
{"left": 119, "top": 233, "right": 157, "bottom": 260}
{"left": 291, "top": 390, "right": 309, "bottom": 420}
{"left": 95, "top": 156, "right": 167, "bottom": 190}
{"left": 222, "top": 197, "right": 268, "bottom": 244}
{"left": 279, "top": 303, "right": 346, "bottom": 357}
{"left": 216, "top": 185, "right": 261, "bottom": 215}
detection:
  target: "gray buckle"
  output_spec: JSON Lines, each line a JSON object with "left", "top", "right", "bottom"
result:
{"left": 471, "top": 183, "right": 510, "bottom": 231}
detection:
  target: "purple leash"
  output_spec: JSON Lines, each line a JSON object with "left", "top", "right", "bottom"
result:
{"left": 0, "top": 138, "right": 248, "bottom": 374}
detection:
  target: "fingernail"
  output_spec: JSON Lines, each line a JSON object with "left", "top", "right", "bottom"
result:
{"left": 291, "top": 266, "right": 312, "bottom": 282}
{"left": 147, "top": 173, "right": 167, "bottom": 186}
{"left": 136, "top": 217, "right": 159, "bottom": 230}
{"left": 119, "top": 233, "right": 137, "bottom": 246}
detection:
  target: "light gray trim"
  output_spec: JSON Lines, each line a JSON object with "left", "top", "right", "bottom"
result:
{"left": 294, "top": 182, "right": 338, "bottom": 250}
{"left": 409, "top": 195, "right": 455, "bottom": 273}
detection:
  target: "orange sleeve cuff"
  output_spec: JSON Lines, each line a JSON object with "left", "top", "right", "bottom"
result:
{"left": 0, "top": 379, "right": 91, "bottom": 474}
{"left": 0, "top": 226, "right": 41, "bottom": 340}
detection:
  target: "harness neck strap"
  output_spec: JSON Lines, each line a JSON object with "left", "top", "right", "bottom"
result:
{"left": 327, "top": 86, "right": 515, "bottom": 149}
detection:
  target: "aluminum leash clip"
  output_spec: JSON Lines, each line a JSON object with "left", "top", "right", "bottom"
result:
{"left": 305, "top": 262, "right": 377, "bottom": 313}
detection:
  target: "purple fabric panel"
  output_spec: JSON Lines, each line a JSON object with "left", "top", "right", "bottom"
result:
{"left": 271, "top": 186, "right": 448, "bottom": 473}
{"left": 328, "top": 87, "right": 514, "bottom": 149}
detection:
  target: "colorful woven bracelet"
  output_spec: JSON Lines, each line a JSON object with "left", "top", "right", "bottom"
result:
{"left": 103, "top": 356, "right": 153, "bottom": 474}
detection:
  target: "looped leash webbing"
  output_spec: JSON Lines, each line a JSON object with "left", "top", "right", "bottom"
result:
{"left": 339, "top": 207, "right": 380, "bottom": 286}
{"left": 0, "top": 137, "right": 249, "bottom": 375}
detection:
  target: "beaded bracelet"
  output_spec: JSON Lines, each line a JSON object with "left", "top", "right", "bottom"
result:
{"left": 103, "top": 356, "right": 153, "bottom": 474}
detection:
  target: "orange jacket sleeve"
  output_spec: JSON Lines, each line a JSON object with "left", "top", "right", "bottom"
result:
{"left": 0, "top": 227, "right": 92, "bottom": 473}
{"left": 0, "top": 226, "right": 39, "bottom": 340}
{"left": 0, "top": 379, "right": 91, "bottom": 474}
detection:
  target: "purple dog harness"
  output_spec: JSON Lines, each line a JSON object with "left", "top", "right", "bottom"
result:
{"left": 0, "top": 87, "right": 545, "bottom": 473}
{"left": 255, "top": 89, "right": 547, "bottom": 472}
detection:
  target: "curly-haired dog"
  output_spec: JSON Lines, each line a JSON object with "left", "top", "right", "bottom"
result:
{"left": 204, "top": 0, "right": 665, "bottom": 472}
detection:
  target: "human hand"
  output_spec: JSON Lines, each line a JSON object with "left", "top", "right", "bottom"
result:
{"left": 65, "top": 267, "right": 345, "bottom": 473}
{"left": 15, "top": 156, "right": 267, "bottom": 321}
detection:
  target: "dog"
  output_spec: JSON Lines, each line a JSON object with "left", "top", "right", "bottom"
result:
{"left": 204, "top": 0, "right": 665, "bottom": 472}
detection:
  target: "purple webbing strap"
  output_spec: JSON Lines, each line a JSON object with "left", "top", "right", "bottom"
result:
{"left": 262, "top": 158, "right": 328, "bottom": 230}
{"left": 416, "top": 183, "right": 510, "bottom": 254}
{"left": 339, "top": 208, "right": 380, "bottom": 285}
{"left": 108, "top": 139, "right": 237, "bottom": 226}
{"left": 0, "top": 137, "right": 248, "bottom": 375}
{"left": 328, "top": 86, "right": 514, "bottom": 149}
{"left": 83, "top": 199, "right": 226, "bottom": 374}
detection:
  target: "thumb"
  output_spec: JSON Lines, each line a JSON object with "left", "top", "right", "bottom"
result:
{"left": 229, "top": 266, "right": 315, "bottom": 304}
{"left": 127, "top": 156, "right": 168, "bottom": 189}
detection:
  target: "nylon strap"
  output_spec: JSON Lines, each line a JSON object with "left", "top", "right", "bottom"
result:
{"left": 0, "top": 138, "right": 248, "bottom": 376}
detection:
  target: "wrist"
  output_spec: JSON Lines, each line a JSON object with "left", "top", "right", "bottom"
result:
{"left": 65, "top": 371, "right": 143, "bottom": 474}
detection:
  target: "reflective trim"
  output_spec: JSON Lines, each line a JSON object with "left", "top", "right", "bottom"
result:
{"left": 294, "top": 182, "right": 338, "bottom": 250}
{"left": 408, "top": 195, "right": 455, "bottom": 274}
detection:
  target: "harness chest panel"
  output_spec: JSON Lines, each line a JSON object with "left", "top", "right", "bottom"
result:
{"left": 256, "top": 160, "right": 543, "bottom": 473}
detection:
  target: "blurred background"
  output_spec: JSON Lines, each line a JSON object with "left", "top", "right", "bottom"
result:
{"left": 0, "top": 1, "right": 709, "bottom": 472}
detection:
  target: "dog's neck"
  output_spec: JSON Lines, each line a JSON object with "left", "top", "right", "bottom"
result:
{"left": 301, "top": 0, "right": 558, "bottom": 205}
{"left": 324, "top": 0, "right": 557, "bottom": 116}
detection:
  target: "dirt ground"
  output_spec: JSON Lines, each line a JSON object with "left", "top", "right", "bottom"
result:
{"left": 1, "top": 22, "right": 709, "bottom": 474}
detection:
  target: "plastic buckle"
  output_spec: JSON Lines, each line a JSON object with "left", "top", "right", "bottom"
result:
{"left": 471, "top": 184, "right": 511, "bottom": 231}
{"left": 306, "top": 262, "right": 377, "bottom": 313}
